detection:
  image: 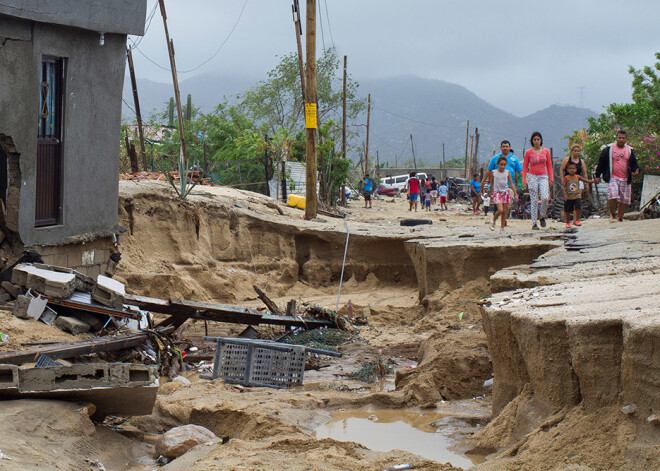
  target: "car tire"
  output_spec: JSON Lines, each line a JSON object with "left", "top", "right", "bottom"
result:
{"left": 400, "top": 219, "right": 433, "bottom": 227}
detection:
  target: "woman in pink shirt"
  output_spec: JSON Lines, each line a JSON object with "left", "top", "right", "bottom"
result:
{"left": 523, "top": 131, "right": 553, "bottom": 230}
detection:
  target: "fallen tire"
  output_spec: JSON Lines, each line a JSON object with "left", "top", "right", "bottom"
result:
{"left": 400, "top": 219, "right": 433, "bottom": 226}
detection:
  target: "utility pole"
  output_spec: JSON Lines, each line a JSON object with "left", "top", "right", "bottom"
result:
{"left": 292, "top": 0, "right": 306, "bottom": 102}
{"left": 304, "top": 0, "right": 317, "bottom": 220}
{"left": 127, "top": 48, "right": 147, "bottom": 171}
{"left": 341, "top": 55, "right": 347, "bottom": 205}
{"left": 410, "top": 134, "right": 418, "bottom": 171}
{"left": 376, "top": 150, "right": 379, "bottom": 175}
{"left": 464, "top": 120, "right": 469, "bottom": 178}
{"left": 365, "top": 93, "right": 371, "bottom": 175}
{"left": 473, "top": 127, "right": 480, "bottom": 175}
{"left": 469, "top": 135, "right": 474, "bottom": 176}
{"left": 442, "top": 142, "right": 446, "bottom": 180}
{"left": 158, "top": 0, "right": 188, "bottom": 195}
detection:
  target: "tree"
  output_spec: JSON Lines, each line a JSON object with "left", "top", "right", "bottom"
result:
{"left": 567, "top": 52, "right": 660, "bottom": 175}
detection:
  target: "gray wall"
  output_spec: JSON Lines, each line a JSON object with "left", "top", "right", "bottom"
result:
{"left": 0, "top": 0, "right": 146, "bottom": 35}
{"left": 0, "top": 16, "right": 129, "bottom": 246}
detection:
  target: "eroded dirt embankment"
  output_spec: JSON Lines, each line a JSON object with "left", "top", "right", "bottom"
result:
{"left": 470, "top": 220, "right": 660, "bottom": 471}
{"left": 118, "top": 191, "right": 417, "bottom": 303}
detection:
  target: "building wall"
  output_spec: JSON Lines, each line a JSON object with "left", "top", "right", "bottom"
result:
{"left": 0, "top": 17, "right": 127, "bottom": 246}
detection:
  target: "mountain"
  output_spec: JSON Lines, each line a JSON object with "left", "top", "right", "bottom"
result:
{"left": 122, "top": 74, "right": 595, "bottom": 166}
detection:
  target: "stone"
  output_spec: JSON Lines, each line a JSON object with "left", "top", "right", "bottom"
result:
{"left": 55, "top": 315, "right": 91, "bottom": 335}
{"left": 155, "top": 424, "right": 219, "bottom": 459}
{"left": 159, "top": 382, "right": 181, "bottom": 395}
{"left": 1, "top": 280, "right": 22, "bottom": 299}
{"left": 71, "top": 311, "right": 105, "bottom": 331}
{"left": 646, "top": 413, "right": 660, "bottom": 425}
{"left": 12, "top": 295, "right": 31, "bottom": 319}
{"left": 0, "top": 292, "right": 11, "bottom": 303}
{"left": 172, "top": 375, "right": 191, "bottom": 386}
{"left": 92, "top": 275, "right": 125, "bottom": 309}
{"left": 621, "top": 403, "right": 637, "bottom": 415}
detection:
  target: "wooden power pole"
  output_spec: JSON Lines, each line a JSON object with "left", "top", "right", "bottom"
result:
{"left": 291, "top": 0, "right": 306, "bottom": 102}
{"left": 126, "top": 48, "right": 146, "bottom": 171}
{"left": 365, "top": 93, "right": 371, "bottom": 175}
{"left": 464, "top": 120, "right": 469, "bottom": 178}
{"left": 158, "top": 0, "right": 188, "bottom": 193}
{"left": 442, "top": 142, "right": 446, "bottom": 180}
{"left": 473, "top": 127, "right": 480, "bottom": 175}
{"left": 469, "top": 135, "right": 474, "bottom": 176}
{"left": 341, "top": 55, "right": 347, "bottom": 205}
{"left": 410, "top": 134, "right": 418, "bottom": 171}
{"left": 304, "top": 0, "right": 317, "bottom": 220}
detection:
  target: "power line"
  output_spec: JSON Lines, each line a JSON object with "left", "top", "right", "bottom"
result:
{"left": 130, "top": 0, "right": 250, "bottom": 74}
{"left": 129, "top": 0, "right": 158, "bottom": 49}
{"left": 323, "top": 0, "right": 335, "bottom": 51}
{"left": 317, "top": 0, "right": 326, "bottom": 51}
{"left": 122, "top": 98, "right": 137, "bottom": 117}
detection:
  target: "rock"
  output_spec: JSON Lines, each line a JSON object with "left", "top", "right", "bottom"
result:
{"left": 1, "top": 280, "right": 22, "bottom": 299}
{"left": 621, "top": 403, "right": 637, "bottom": 415}
{"left": 155, "top": 424, "right": 219, "bottom": 459}
{"left": 172, "top": 375, "right": 191, "bottom": 386}
{"left": 159, "top": 382, "right": 181, "bottom": 395}
{"left": 71, "top": 311, "right": 105, "bottom": 331}
{"left": 0, "top": 292, "right": 11, "bottom": 303}
{"left": 55, "top": 315, "right": 91, "bottom": 335}
{"left": 12, "top": 295, "right": 31, "bottom": 319}
{"left": 483, "top": 378, "right": 494, "bottom": 389}
{"left": 646, "top": 413, "right": 660, "bottom": 425}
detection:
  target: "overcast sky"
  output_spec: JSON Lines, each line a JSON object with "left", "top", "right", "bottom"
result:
{"left": 128, "top": 0, "right": 660, "bottom": 117}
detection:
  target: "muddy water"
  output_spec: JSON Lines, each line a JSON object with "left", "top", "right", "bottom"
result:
{"left": 313, "top": 407, "right": 487, "bottom": 468}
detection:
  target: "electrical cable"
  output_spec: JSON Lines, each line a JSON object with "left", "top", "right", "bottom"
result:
{"left": 317, "top": 0, "right": 326, "bottom": 51}
{"left": 323, "top": 0, "right": 335, "bottom": 51}
{"left": 129, "top": 0, "right": 249, "bottom": 74}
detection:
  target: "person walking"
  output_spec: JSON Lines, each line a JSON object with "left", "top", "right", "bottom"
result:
{"left": 563, "top": 162, "right": 596, "bottom": 228}
{"left": 469, "top": 173, "right": 482, "bottom": 214}
{"left": 404, "top": 172, "right": 420, "bottom": 212}
{"left": 430, "top": 177, "right": 439, "bottom": 205}
{"left": 360, "top": 174, "right": 373, "bottom": 208}
{"left": 523, "top": 131, "right": 553, "bottom": 230}
{"left": 481, "top": 140, "right": 522, "bottom": 225}
{"left": 489, "top": 156, "right": 518, "bottom": 231}
{"left": 438, "top": 180, "right": 448, "bottom": 210}
{"left": 595, "top": 130, "right": 640, "bottom": 222}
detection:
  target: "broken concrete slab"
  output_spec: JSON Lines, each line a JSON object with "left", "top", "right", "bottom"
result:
{"left": 12, "top": 264, "right": 76, "bottom": 298}
{"left": 0, "top": 362, "right": 158, "bottom": 420}
{"left": 55, "top": 315, "right": 91, "bottom": 335}
{"left": 1, "top": 280, "right": 22, "bottom": 299}
{"left": 92, "top": 275, "right": 125, "bottom": 309}
{"left": 70, "top": 311, "right": 106, "bottom": 331}
{"left": 155, "top": 424, "right": 219, "bottom": 459}
{"left": 33, "top": 263, "right": 96, "bottom": 293}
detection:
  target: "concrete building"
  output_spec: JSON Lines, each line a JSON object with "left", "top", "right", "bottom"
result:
{"left": 0, "top": 0, "right": 147, "bottom": 275}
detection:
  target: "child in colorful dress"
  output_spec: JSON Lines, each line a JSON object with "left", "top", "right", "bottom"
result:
{"left": 563, "top": 161, "right": 596, "bottom": 228}
{"left": 489, "top": 156, "right": 518, "bottom": 231}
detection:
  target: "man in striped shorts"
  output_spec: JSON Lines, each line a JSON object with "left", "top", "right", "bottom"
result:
{"left": 595, "top": 130, "right": 640, "bottom": 222}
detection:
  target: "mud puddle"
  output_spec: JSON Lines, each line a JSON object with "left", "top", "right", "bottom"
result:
{"left": 312, "top": 406, "right": 488, "bottom": 468}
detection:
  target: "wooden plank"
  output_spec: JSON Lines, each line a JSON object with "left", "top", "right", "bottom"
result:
{"left": 0, "top": 332, "right": 149, "bottom": 365}
{"left": 44, "top": 296, "right": 140, "bottom": 320}
{"left": 126, "top": 294, "right": 333, "bottom": 329}
{"left": 253, "top": 285, "right": 281, "bottom": 314}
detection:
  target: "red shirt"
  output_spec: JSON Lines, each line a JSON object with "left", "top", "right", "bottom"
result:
{"left": 407, "top": 177, "right": 419, "bottom": 194}
{"left": 523, "top": 148, "right": 553, "bottom": 184}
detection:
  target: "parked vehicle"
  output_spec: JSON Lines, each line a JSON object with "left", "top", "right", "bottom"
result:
{"left": 376, "top": 184, "right": 400, "bottom": 197}
{"left": 382, "top": 173, "right": 428, "bottom": 191}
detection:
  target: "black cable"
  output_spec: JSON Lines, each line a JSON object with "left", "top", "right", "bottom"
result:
{"left": 324, "top": 0, "right": 335, "bottom": 51}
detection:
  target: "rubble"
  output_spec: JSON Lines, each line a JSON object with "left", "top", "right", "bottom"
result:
{"left": 92, "top": 275, "right": 126, "bottom": 309}
{"left": 12, "top": 264, "right": 76, "bottom": 298}
{"left": 54, "top": 315, "right": 91, "bottom": 335}
{"left": 0, "top": 362, "right": 158, "bottom": 419}
{"left": 155, "top": 424, "right": 219, "bottom": 459}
